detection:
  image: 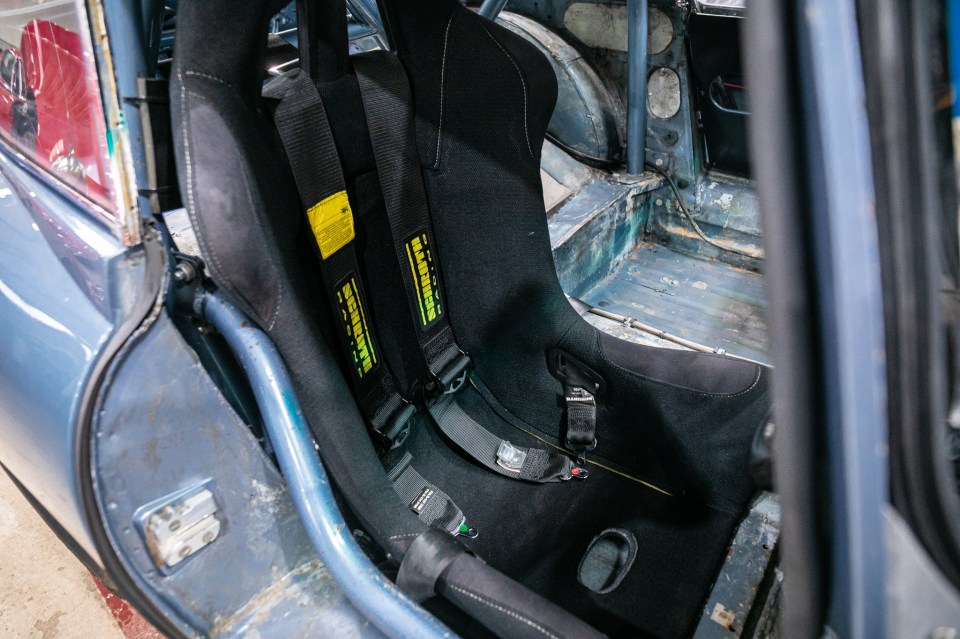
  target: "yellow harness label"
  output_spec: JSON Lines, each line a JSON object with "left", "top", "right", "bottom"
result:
{"left": 405, "top": 232, "right": 443, "bottom": 329}
{"left": 307, "top": 191, "right": 355, "bottom": 259}
{"left": 337, "top": 276, "right": 377, "bottom": 378}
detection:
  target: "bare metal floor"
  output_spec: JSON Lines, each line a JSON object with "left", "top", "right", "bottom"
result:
{"left": 581, "top": 242, "right": 769, "bottom": 364}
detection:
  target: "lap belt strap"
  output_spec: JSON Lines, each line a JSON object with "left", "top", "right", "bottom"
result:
{"left": 430, "top": 394, "right": 582, "bottom": 481}
{"left": 266, "top": 72, "right": 414, "bottom": 447}
{"left": 354, "top": 52, "right": 587, "bottom": 482}
{"left": 396, "top": 528, "right": 468, "bottom": 602}
{"left": 384, "top": 449, "right": 467, "bottom": 535}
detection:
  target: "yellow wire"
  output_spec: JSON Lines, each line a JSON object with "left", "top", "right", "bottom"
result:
{"left": 467, "top": 378, "right": 675, "bottom": 497}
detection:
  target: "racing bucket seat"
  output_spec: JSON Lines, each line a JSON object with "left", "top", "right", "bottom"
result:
{"left": 170, "top": 0, "right": 772, "bottom": 635}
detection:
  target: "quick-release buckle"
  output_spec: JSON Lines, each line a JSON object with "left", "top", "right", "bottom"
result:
{"left": 567, "top": 464, "right": 589, "bottom": 480}
{"left": 456, "top": 523, "right": 479, "bottom": 539}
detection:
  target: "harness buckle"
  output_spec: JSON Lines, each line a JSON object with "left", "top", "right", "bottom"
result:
{"left": 455, "top": 523, "right": 479, "bottom": 539}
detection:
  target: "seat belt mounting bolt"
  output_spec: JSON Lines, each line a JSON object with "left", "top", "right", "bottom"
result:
{"left": 456, "top": 523, "right": 479, "bottom": 539}
{"left": 570, "top": 465, "right": 589, "bottom": 480}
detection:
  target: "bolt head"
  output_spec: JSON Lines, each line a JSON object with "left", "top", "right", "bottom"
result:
{"left": 173, "top": 262, "right": 196, "bottom": 283}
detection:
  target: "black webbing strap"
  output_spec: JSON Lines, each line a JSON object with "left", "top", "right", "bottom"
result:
{"left": 549, "top": 349, "right": 601, "bottom": 464}
{"left": 352, "top": 53, "right": 470, "bottom": 390}
{"left": 266, "top": 72, "right": 414, "bottom": 446}
{"left": 563, "top": 366, "right": 598, "bottom": 466}
{"left": 429, "top": 394, "right": 581, "bottom": 482}
{"left": 384, "top": 450, "right": 467, "bottom": 534}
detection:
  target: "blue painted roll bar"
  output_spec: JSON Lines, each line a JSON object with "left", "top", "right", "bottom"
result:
{"left": 201, "top": 290, "right": 456, "bottom": 639}
{"left": 626, "top": 0, "right": 648, "bottom": 175}
{"left": 478, "top": 0, "right": 509, "bottom": 20}
{"left": 950, "top": 0, "right": 960, "bottom": 119}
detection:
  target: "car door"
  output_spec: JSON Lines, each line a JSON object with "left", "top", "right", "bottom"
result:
{"left": 0, "top": 0, "right": 146, "bottom": 571}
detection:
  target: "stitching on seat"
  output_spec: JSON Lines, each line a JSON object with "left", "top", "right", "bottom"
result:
{"left": 433, "top": 13, "right": 456, "bottom": 170}
{"left": 266, "top": 267, "right": 283, "bottom": 331}
{"left": 388, "top": 532, "right": 422, "bottom": 541}
{"left": 596, "top": 332, "right": 764, "bottom": 398}
{"left": 448, "top": 585, "right": 560, "bottom": 639}
{"left": 184, "top": 69, "right": 236, "bottom": 88}
{"left": 179, "top": 74, "right": 225, "bottom": 282}
{"left": 481, "top": 27, "right": 534, "bottom": 159}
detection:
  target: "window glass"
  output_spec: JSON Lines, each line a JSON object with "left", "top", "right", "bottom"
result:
{"left": 0, "top": 1, "right": 115, "bottom": 211}
{"left": 0, "top": 49, "right": 13, "bottom": 87}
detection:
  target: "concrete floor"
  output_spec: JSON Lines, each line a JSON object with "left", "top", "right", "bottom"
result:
{"left": 0, "top": 470, "right": 157, "bottom": 638}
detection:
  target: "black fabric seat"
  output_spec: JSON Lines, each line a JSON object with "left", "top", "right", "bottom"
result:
{"left": 170, "top": 0, "right": 772, "bottom": 636}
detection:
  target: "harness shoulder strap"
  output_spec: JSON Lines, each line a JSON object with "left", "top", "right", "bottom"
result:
{"left": 266, "top": 72, "right": 414, "bottom": 447}
{"left": 352, "top": 52, "right": 470, "bottom": 390}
